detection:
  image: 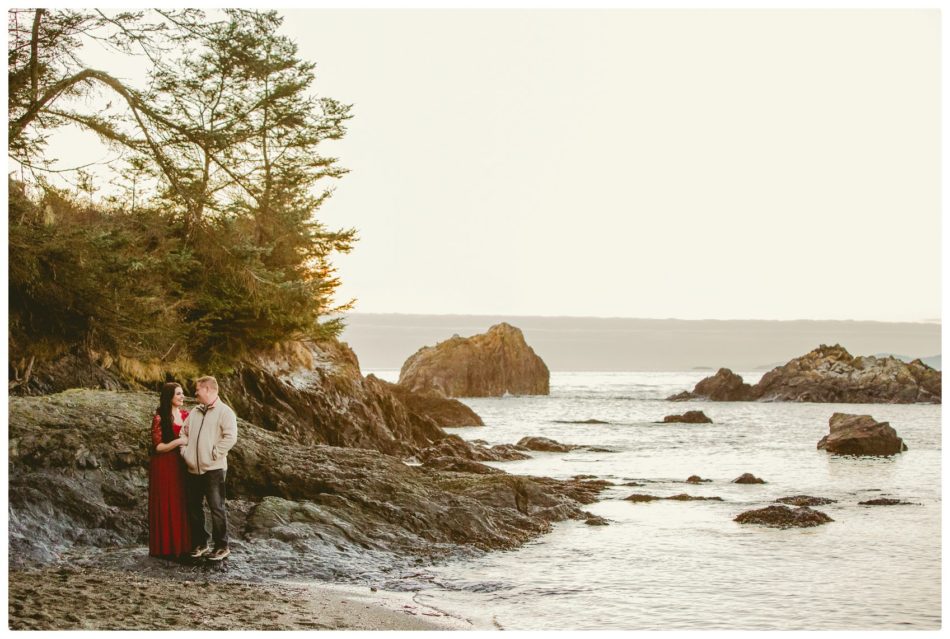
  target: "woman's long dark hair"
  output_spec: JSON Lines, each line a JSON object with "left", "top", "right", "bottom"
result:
{"left": 156, "top": 382, "right": 182, "bottom": 444}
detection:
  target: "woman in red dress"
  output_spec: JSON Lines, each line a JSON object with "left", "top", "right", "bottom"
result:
{"left": 149, "top": 382, "right": 192, "bottom": 558}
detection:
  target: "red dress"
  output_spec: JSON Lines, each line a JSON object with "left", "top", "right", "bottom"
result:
{"left": 148, "top": 410, "right": 192, "bottom": 557}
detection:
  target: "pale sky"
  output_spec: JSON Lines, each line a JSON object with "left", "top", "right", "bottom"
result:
{"left": 25, "top": 8, "right": 944, "bottom": 322}
{"left": 279, "top": 9, "right": 941, "bottom": 322}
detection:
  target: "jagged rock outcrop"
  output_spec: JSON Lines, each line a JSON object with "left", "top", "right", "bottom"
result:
{"left": 398, "top": 323, "right": 550, "bottom": 397}
{"left": 8, "top": 390, "right": 608, "bottom": 576}
{"left": 734, "top": 505, "right": 833, "bottom": 528}
{"left": 9, "top": 346, "right": 138, "bottom": 395}
{"left": 8, "top": 339, "right": 487, "bottom": 458}
{"left": 817, "top": 413, "right": 907, "bottom": 456}
{"left": 754, "top": 345, "right": 940, "bottom": 403}
{"left": 667, "top": 345, "right": 941, "bottom": 404}
{"left": 222, "top": 341, "right": 450, "bottom": 456}
{"left": 660, "top": 410, "right": 713, "bottom": 424}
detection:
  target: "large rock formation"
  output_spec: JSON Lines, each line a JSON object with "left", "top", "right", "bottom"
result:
{"left": 8, "top": 389, "right": 607, "bottom": 579}
{"left": 816, "top": 413, "right": 908, "bottom": 456}
{"left": 754, "top": 345, "right": 940, "bottom": 403}
{"left": 398, "top": 323, "right": 550, "bottom": 397}
{"left": 668, "top": 344, "right": 941, "bottom": 404}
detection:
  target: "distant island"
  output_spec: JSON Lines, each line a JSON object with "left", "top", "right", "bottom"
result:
{"left": 340, "top": 314, "right": 940, "bottom": 372}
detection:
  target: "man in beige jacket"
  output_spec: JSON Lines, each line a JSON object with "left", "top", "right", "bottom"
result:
{"left": 181, "top": 376, "right": 238, "bottom": 561}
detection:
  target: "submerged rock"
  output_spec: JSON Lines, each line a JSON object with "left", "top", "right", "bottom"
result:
{"left": 686, "top": 475, "right": 712, "bottom": 484}
{"left": 858, "top": 498, "right": 916, "bottom": 506}
{"left": 661, "top": 411, "right": 713, "bottom": 424}
{"left": 625, "top": 493, "right": 723, "bottom": 503}
{"left": 734, "top": 505, "right": 833, "bottom": 528}
{"left": 775, "top": 495, "right": 837, "bottom": 507}
{"left": 553, "top": 419, "right": 610, "bottom": 424}
{"left": 516, "top": 437, "right": 576, "bottom": 453}
{"left": 584, "top": 515, "right": 610, "bottom": 526}
{"left": 668, "top": 345, "right": 940, "bottom": 404}
{"left": 398, "top": 323, "right": 550, "bottom": 397}
{"left": 817, "top": 413, "right": 908, "bottom": 456}
{"left": 664, "top": 494, "right": 723, "bottom": 502}
{"left": 733, "top": 473, "right": 766, "bottom": 484}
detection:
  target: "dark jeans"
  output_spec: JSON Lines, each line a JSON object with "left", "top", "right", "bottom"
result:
{"left": 185, "top": 468, "right": 229, "bottom": 549}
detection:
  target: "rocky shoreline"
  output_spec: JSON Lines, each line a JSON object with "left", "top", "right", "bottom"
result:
{"left": 6, "top": 336, "right": 609, "bottom": 630}
{"left": 7, "top": 336, "right": 936, "bottom": 629}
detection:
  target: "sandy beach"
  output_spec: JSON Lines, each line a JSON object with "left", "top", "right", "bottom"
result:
{"left": 8, "top": 565, "right": 479, "bottom": 631}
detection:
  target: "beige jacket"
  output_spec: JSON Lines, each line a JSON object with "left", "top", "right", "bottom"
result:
{"left": 181, "top": 399, "right": 238, "bottom": 474}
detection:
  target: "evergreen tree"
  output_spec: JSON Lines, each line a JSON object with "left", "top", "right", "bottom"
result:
{"left": 8, "top": 8, "right": 356, "bottom": 370}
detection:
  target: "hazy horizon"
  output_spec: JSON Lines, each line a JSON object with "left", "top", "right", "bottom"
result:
{"left": 341, "top": 310, "right": 943, "bottom": 324}
{"left": 339, "top": 312, "right": 941, "bottom": 372}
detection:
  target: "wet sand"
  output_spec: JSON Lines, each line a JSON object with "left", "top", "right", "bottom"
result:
{"left": 8, "top": 565, "right": 476, "bottom": 631}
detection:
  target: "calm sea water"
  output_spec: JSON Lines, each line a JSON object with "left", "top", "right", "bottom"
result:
{"left": 371, "top": 370, "right": 942, "bottom": 630}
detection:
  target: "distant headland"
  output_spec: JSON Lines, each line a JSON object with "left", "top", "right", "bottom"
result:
{"left": 339, "top": 313, "right": 940, "bottom": 372}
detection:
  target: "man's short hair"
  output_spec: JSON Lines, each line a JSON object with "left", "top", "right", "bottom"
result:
{"left": 196, "top": 376, "right": 219, "bottom": 392}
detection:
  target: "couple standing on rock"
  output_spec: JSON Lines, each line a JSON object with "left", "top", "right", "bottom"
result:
{"left": 148, "top": 376, "right": 238, "bottom": 562}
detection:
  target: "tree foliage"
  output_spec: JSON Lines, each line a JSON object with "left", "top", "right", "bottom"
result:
{"left": 8, "top": 9, "right": 356, "bottom": 370}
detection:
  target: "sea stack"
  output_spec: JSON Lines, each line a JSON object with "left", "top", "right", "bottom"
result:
{"left": 398, "top": 323, "right": 550, "bottom": 397}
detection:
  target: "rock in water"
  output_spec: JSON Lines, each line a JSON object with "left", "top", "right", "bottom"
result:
{"left": 667, "top": 344, "right": 940, "bottom": 404}
{"left": 816, "top": 413, "right": 908, "bottom": 456}
{"left": 516, "top": 437, "right": 576, "bottom": 453}
{"left": 733, "top": 473, "right": 766, "bottom": 484}
{"left": 661, "top": 411, "right": 713, "bottom": 424}
{"left": 398, "top": 323, "right": 550, "bottom": 397}
{"left": 753, "top": 344, "right": 940, "bottom": 403}
{"left": 734, "top": 505, "right": 833, "bottom": 528}
{"left": 667, "top": 368, "right": 755, "bottom": 402}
